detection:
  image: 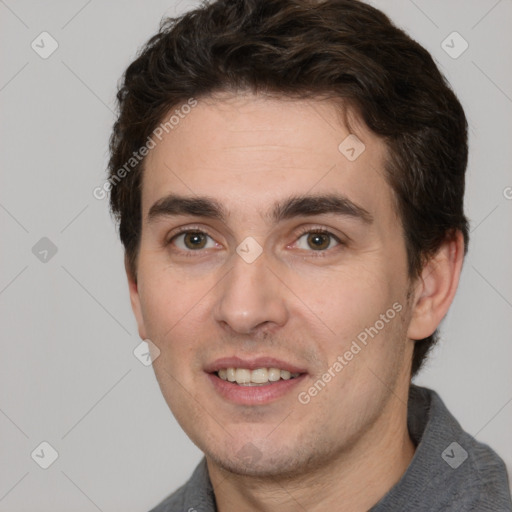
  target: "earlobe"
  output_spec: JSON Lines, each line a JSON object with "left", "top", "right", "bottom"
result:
{"left": 125, "top": 254, "right": 147, "bottom": 340}
{"left": 407, "top": 231, "right": 465, "bottom": 341}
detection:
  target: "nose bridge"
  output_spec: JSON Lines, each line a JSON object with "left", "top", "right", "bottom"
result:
{"left": 213, "top": 249, "right": 288, "bottom": 334}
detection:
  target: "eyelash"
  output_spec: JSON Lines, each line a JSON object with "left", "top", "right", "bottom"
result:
{"left": 166, "top": 226, "right": 344, "bottom": 257}
{"left": 293, "top": 227, "right": 343, "bottom": 255}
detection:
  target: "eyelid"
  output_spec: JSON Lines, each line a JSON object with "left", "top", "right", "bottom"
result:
{"left": 166, "top": 224, "right": 216, "bottom": 243}
{"left": 166, "top": 227, "right": 220, "bottom": 257}
{"left": 295, "top": 225, "right": 337, "bottom": 237}
{"left": 290, "top": 226, "right": 345, "bottom": 253}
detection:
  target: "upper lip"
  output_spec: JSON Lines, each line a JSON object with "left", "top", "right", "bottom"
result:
{"left": 204, "top": 356, "right": 307, "bottom": 374}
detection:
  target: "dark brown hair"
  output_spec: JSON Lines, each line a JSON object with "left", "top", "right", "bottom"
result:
{"left": 108, "top": 0, "right": 469, "bottom": 376}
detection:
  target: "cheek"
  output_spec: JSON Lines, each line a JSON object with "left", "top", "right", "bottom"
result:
{"left": 137, "top": 269, "right": 206, "bottom": 409}
{"left": 136, "top": 260, "right": 220, "bottom": 379}
{"left": 317, "top": 267, "right": 398, "bottom": 336}
{"left": 137, "top": 266, "right": 202, "bottom": 352}
{"left": 311, "top": 270, "right": 408, "bottom": 386}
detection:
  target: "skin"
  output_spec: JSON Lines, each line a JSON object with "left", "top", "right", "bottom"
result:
{"left": 127, "top": 92, "right": 464, "bottom": 511}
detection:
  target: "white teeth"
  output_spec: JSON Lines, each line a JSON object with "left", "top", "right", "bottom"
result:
{"left": 251, "top": 368, "right": 268, "bottom": 384}
{"left": 268, "top": 368, "right": 281, "bottom": 381}
{"left": 216, "top": 367, "right": 301, "bottom": 384}
{"left": 235, "top": 368, "right": 251, "bottom": 384}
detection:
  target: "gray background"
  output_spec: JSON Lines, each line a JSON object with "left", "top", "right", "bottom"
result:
{"left": 1, "top": 0, "right": 511, "bottom": 510}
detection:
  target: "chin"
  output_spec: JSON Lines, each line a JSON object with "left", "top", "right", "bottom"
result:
{"left": 204, "top": 440, "right": 321, "bottom": 480}
{"left": 209, "top": 453, "right": 300, "bottom": 478}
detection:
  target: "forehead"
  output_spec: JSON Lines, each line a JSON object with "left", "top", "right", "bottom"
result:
{"left": 141, "top": 93, "right": 393, "bottom": 222}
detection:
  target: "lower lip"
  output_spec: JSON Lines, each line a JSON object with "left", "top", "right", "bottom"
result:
{"left": 207, "top": 372, "right": 307, "bottom": 405}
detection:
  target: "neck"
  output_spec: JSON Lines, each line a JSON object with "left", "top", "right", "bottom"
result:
{"left": 207, "top": 386, "right": 415, "bottom": 512}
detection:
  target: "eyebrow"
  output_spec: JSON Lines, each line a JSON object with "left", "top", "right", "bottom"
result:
{"left": 147, "top": 193, "right": 373, "bottom": 225}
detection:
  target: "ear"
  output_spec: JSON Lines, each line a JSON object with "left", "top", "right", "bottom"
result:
{"left": 407, "top": 231, "right": 465, "bottom": 340}
{"left": 125, "top": 254, "right": 147, "bottom": 340}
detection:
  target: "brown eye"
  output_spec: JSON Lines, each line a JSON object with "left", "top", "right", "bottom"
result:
{"left": 184, "top": 232, "right": 207, "bottom": 249}
{"left": 296, "top": 231, "right": 340, "bottom": 251}
{"left": 171, "top": 231, "right": 216, "bottom": 251}
{"left": 307, "top": 233, "right": 331, "bottom": 250}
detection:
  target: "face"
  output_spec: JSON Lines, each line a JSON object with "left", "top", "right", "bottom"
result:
{"left": 129, "top": 93, "right": 416, "bottom": 478}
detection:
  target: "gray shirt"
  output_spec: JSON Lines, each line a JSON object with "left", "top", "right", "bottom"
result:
{"left": 149, "top": 385, "right": 512, "bottom": 511}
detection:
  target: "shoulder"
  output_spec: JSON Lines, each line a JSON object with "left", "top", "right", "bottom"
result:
{"left": 147, "top": 457, "right": 215, "bottom": 512}
{"left": 413, "top": 386, "right": 512, "bottom": 510}
{"left": 457, "top": 428, "right": 512, "bottom": 510}
{"left": 148, "top": 482, "right": 189, "bottom": 512}
{"left": 372, "top": 386, "right": 512, "bottom": 511}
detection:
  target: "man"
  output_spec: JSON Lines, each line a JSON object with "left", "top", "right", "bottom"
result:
{"left": 107, "top": 0, "right": 512, "bottom": 510}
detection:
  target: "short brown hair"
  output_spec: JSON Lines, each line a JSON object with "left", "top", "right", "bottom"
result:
{"left": 108, "top": 0, "right": 469, "bottom": 376}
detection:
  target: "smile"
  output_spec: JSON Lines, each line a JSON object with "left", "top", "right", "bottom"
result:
{"left": 216, "top": 367, "right": 301, "bottom": 385}
{"left": 208, "top": 370, "right": 306, "bottom": 405}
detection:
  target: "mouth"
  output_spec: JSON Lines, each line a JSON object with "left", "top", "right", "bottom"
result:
{"left": 215, "top": 367, "right": 302, "bottom": 386}
{"left": 205, "top": 357, "right": 308, "bottom": 405}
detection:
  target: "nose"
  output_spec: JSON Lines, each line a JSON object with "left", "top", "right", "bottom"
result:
{"left": 212, "top": 249, "right": 289, "bottom": 336}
